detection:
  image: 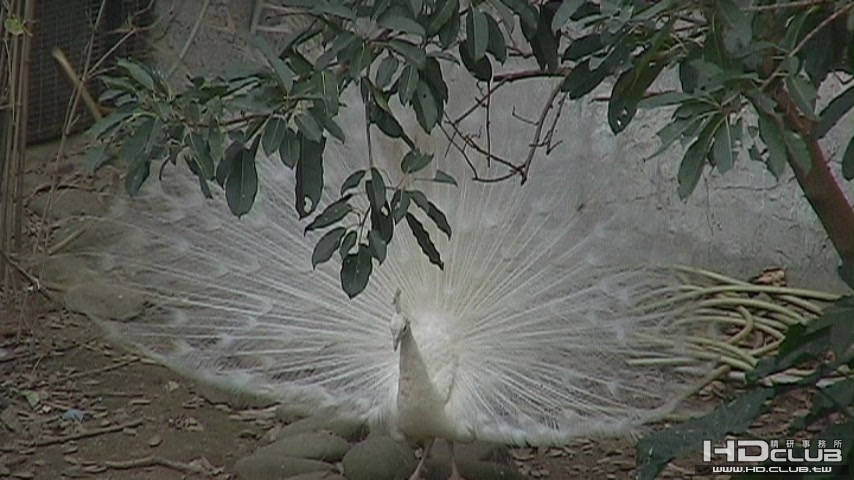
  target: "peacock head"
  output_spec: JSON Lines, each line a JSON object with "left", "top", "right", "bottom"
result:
{"left": 390, "top": 289, "right": 411, "bottom": 351}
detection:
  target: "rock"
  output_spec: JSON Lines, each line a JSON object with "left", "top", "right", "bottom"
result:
{"left": 285, "top": 472, "right": 346, "bottom": 480}
{"left": 277, "top": 416, "right": 368, "bottom": 442}
{"left": 424, "top": 459, "right": 523, "bottom": 480}
{"left": 342, "top": 437, "right": 416, "bottom": 480}
{"left": 255, "top": 432, "right": 351, "bottom": 462}
{"left": 32, "top": 256, "right": 95, "bottom": 291}
{"left": 233, "top": 455, "right": 333, "bottom": 480}
{"left": 62, "top": 281, "right": 147, "bottom": 322}
{"left": 29, "top": 189, "right": 104, "bottom": 219}
{"left": 430, "top": 440, "right": 511, "bottom": 465}
{"left": 275, "top": 403, "right": 308, "bottom": 423}
{"left": 194, "top": 382, "right": 278, "bottom": 409}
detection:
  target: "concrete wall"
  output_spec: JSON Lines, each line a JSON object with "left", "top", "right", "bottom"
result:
{"left": 149, "top": 0, "right": 853, "bottom": 292}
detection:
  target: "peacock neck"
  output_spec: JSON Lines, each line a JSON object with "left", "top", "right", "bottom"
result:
{"left": 398, "top": 327, "right": 433, "bottom": 392}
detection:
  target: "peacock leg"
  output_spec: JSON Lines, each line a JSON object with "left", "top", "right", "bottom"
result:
{"left": 449, "top": 442, "right": 466, "bottom": 480}
{"left": 408, "top": 438, "right": 435, "bottom": 480}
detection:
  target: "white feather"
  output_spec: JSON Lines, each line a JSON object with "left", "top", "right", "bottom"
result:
{"left": 55, "top": 87, "right": 717, "bottom": 449}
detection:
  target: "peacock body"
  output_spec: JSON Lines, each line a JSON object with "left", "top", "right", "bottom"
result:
{"left": 52, "top": 88, "right": 722, "bottom": 478}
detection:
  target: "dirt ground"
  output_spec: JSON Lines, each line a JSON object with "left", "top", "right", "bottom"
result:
{"left": 0, "top": 140, "right": 838, "bottom": 480}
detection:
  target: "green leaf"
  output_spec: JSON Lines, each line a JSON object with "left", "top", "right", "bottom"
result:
{"left": 562, "top": 33, "right": 603, "bottom": 62}
{"left": 125, "top": 159, "right": 150, "bottom": 196}
{"left": 296, "top": 112, "right": 323, "bottom": 142}
{"left": 318, "top": 69, "right": 339, "bottom": 115}
{"left": 815, "top": 85, "right": 854, "bottom": 140}
{"left": 758, "top": 113, "right": 787, "bottom": 179}
{"left": 607, "top": 22, "right": 672, "bottom": 134}
{"left": 305, "top": 196, "right": 353, "bottom": 232}
{"left": 716, "top": 0, "right": 752, "bottom": 54}
{"left": 433, "top": 170, "right": 457, "bottom": 185}
{"left": 409, "top": 0, "right": 422, "bottom": 16}
{"left": 401, "top": 150, "right": 433, "bottom": 174}
{"left": 84, "top": 144, "right": 110, "bottom": 173}
{"left": 388, "top": 40, "right": 426, "bottom": 70}
{"left": 397, "top": 64, "right": 420, "bottom": 104}
{"left": 340, "top": 169, "right": 366, "bottom": 195}
{"left": 340, "top": 244, "right": 373, "bottom": 298}
{"left": 314, "top": 109, "right": 346, "bottom": 143}
{"left": 119, "top": 117, "right": 156, "bottom": 165}
{"left": 423, "top": 57, "right": 449, "bottom": 102}
{"left": 842, "top": 135, "right": 854, "bottom": 181}
{"left": 347, "top": 42, "right": 372, "bottom": 76}
{"left": 466, "top": 9, "right": 489, "bottom": 61}
{"left": 782, "top": 130, "right": 811, "bottom": 174}
{"left": 405, "top": 213, "right": 444, "bottom": 269}
{"left": 188, "top": 131, "right": 214, "bottom": 180}
{"left": 323, "top": 31, "right": 358, "bottom": 69}
{"left": 498, "top": 0, "right": 537, "bottom": 30}
{"left": 673, "top": 101, "right": 717, "bottom": 120}
{"left": 207, "top": 120, "right": 225, "bottom": 164}
{"left": 372, "top": 105, "right": 409, "bottom": 141}
{"left": 371, "top": 203, "right": 394, "bottom": 243}
{"left": 225, "top": 145, "right": 259, "bottom": 217}
{"left": 339, "top": 230, "right": 357, "bottom": 257}
{"left": 295, "top": 136, "right": 325, "bottom": 218}
{"left": 437, "top": 5, "right": 461, "bottom": 48}
{"left": 245, "top": 34, "right": 295, "bottom": 91}
{"left": 524, "top": 5, "right": 559, "bottom": 71}
{"left": 636, "top": 387, "right": 774, "bottom": 480}
{"left": 484, "top": 15, "right": 507, "bottom": 63}
{"left": 391, "top": 190, "right": 410, "bottom": 223}
{"left": 367, "top": 168, "right": 387, "bottom": 210}
{"left": 677, "top": 118, "right": 716, "bottom": 199}
{"left": 785, "top": 75, "right": 817, "bottom": 120}
{"left": 376, "top": 55, "right": 399, "bottom": 88}
{"left": 637, "top": 92, "right": 695, "bottom": 109}
{"left": 560, "top": 60, "right": 607, "bottom": 99}
{"left": 117, "top": 59, "right": 155, "bottom": 91}
{"left": 459, "top": 42, "right": 492, "bottom": 81}
{"left": 218, "top": 141, "right": 241, "bottom": 186}
{"left": 409, "top": 190, "right": 451, "bottom": 238}
{"left": 279, "top": 128, "right": 300, "bottom": 168}
{"left": 378, "top": 13, "right": 426, "bottom": 37}
{"left": 551, "top": 0, "right": 583, "bottom": 32}
{"left": 647, "top": 119, "right": 701, "bottom": 159}
{"left": 310, "top": 0, "right": 356, "bottom": 19}
{"left": 368, "top": 229, "right": 388, "bottom": 263}
{"left": 429, "top": 0, "right": 459, "bottom": 35}
{"left": 312, "top": 227, "right": 346, "bottom": 269}
{"left": 262, "top": 117, "right": 288, "bottom": 156}
{"left": 712, "top": 118, "right": 736, "bottom": 173}
{"left": 89, "top": 111, "right": 132, "bottom": 138}
{"left": 413, "top": 80, "right": 440, "bottom": 130}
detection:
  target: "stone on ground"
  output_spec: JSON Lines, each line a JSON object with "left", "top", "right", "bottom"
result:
{"left": 341, "top": 436, "right": 416, "bottom": 480}
{"left": 233, "top": 454, "right": 334, "bottom": 480}
{"left": 277, "top": 415, "right": 367, "bottom": 442}
{"left": 255, "top": 432, "right": 351, "bottom": 462}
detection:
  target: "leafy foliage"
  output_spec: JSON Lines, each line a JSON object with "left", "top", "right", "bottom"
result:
{"left": 88, "top": 0, "right": 853, "bottom": 298}
{"left": 637, "top": 296, "right": 854, "bottom": 480}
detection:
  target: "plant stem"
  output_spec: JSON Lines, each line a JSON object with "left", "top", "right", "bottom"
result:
{"left": 774, "top": 85, "right": 854, "bottom": 275}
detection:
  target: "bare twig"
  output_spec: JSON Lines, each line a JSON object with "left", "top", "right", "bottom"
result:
{"left": 518, "top": 79, "right": 564, "bottom": 184}
{"left": 33, "top": 419, "right": 144, "bottom": 446}
{"left": 102, "top": 455, "right": 215, "bottom": 476}
{"left": 744, "top": 0, "right": 832, "bottom": 12}
{"left": 166, "top": 0, "right": 211, "bottom": 78}
{"left": 758, "top": 3, "right": 853, "bottom": 92}
{"left": 58, "top": 357, "right": 140, "bottom": 383}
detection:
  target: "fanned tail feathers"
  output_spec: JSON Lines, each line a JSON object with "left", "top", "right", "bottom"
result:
{"left": 47, "top": 115, "right": 718, "bottom": 446}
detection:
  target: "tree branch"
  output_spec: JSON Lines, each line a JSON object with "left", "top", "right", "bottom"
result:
{"left": 773, "top": 85, "right": 854, "bottom": 272}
